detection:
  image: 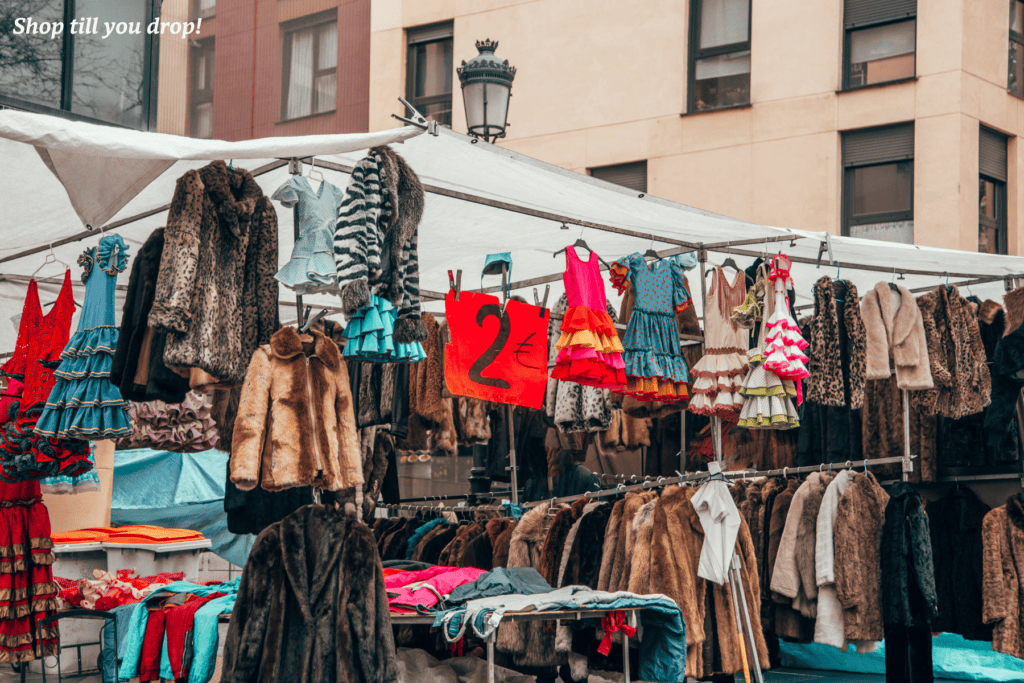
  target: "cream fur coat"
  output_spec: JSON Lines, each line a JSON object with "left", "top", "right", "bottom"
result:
{"left": 860, "top": 282, "right": 934, "bottom": 391}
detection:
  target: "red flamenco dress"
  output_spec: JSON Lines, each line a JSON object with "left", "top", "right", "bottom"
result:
{"left": 0, "top": 274, "right": 91, "bottom": 482}
{"left": 0, "top": 276, "right": 74, "bottom": 662}
{"left": 550, "top": 246, "right": 626, "bottom": 388}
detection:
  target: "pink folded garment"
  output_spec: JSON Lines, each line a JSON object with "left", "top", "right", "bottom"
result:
{"left": 388, "top": 567, "right": 487, "bottom": 613}
{"left": 384, "top": 566, "right": 456, "bottom": 591}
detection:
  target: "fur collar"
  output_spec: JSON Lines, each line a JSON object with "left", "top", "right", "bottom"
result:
{"left": 1005, "top": 287, "right": 1024, "bottom": 336}
{"left": 979, "top": 300, "right": 1003, "bottom": 326}
{"left": 1006, "top": 494, "right": 1024, "bottom": 530}
{"left": 871, "top": 281, "right": 918, "bottom": 348}
{"left": 269, "top": 326, "right": 341, "bottom": 369}
{"left": 512, "top": 503, "right": 552, "bottom": 546}
{"left": 198, "top": 160, "right": 264, "bottom": 239}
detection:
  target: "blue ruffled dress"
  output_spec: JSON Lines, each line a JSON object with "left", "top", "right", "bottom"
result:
{"left": 272, "top": 176, "right": 346, "bottom": 295}
{"left": 35, "top": 235, "right": 132, "bottom": 441}
{"left": 342, "top": 295, "right": 426, "bottom": 363}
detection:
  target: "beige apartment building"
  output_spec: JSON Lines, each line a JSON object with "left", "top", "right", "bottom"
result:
{"left": 368, "top": 0, "right": 1024, "bottom": 255}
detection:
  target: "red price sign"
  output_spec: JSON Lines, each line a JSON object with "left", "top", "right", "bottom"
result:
{"left": 444, "top": 289, "right": 550, "bottom": 408}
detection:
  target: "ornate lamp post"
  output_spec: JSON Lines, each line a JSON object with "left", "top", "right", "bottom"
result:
{"left": 457, "top": 40, "right": 516, "bottom": 143}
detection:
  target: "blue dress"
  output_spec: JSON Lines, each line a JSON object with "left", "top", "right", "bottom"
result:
{"left": 35, "top": 235, "right": 132, "bottom": 441}
{"left": 272, "top": 176, "right": 346, "bottom": 295}
{"left": 342, "top": 295, "right": 426, "bottom": 363}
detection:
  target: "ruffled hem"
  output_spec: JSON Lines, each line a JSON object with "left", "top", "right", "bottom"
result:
{"left": 551, "top": 359, "right": 626, "bottom": 389}
{"left": 61, "top": 326, "right": 118, "bottom": 359}
{"left": 53, "top": 351, "right": 113, "bottom": 380}
{"left": 40, "top": 377, "right": 129, "bottom": 411}
{"left": 690, "top": 377, "right": 745, "bottom": 397}
{"left": 614, "top": 375, "right": 690, "bottom": 403}
{"left": 275, "top": 252, "right": 338, "bottom": 291}
{"left": 556, "top": 329, "right": 625, "bottom": 355}
{"left": 623, "top": 351, "right": 690, "bottom": 385}
{"left": 559, "top": 305, "right": 620, "bottom": 340}
{"left": 688, "top": 392, "right": 744, "bottom": 419}
{"left": 34, "top": 406, "right": 130, "bottom": 440}
{"left": 0, "top": 598, "right": 59, "bottom": 620}
{"left": 343, "top": 296, "right": 426, "bottom": 364}
{"left": 737, "top": 414, "right": 799, "bottom": 429}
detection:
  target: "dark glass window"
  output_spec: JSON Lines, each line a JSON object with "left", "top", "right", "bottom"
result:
{"left": 843, "top": 0, "right": 917, "bottom": 90}
{"left": 590, "top": 161, "right": 648, "bottom": 194}
{"left": 190, "top": 40, "right": 214, "bottom": 139}
{"left": 1010, "top": 0, "right": 1024, "bottom": 96}
{"left": 406, "top": 23, "right": 453, "bottom": 126}
{"left": 0, "top": 0, "right": 158, "bottom": 129}
{"left": 195, "top": 0, "right": 215, "bottom": 20}
{"left": 842, "top": 123, "right": 915, "bottom": 243}
{"left": 282, "top": 14, "right": 337, "bottom": 121}
{"left": 688, "top": 0, "right": 751, "bottom": 112}
{"left": 979, "top": 127, "right": 1008, "bottom": 254}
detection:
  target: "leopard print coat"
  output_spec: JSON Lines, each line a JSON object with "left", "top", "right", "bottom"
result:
{"left": 806, "top": 276, "right": 866, "bottom": 409}
{"left": 149, "top": 161, "right": 279, "bottom": 386}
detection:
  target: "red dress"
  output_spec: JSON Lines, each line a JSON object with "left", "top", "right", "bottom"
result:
{"left": 550, "top": 247, "right": 626, "bottom": 388}
{"left": 0, "top": 274, "right": 90, "bottom": 482}
{"left": 0, "top": 278, "right": 66, "bottom": 662}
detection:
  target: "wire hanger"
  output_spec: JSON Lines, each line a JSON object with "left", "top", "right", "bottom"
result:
{"left": 32, "top": 244, "right": 69, "bottom": 279}
{"left": 307, "top": 156, "right": 324, "bottom": 187}
{"left": 943, "top": 271, "right": 952, "bottom": 292}
{"left": 553, "top": 229, "right": 610, "bottom": 269}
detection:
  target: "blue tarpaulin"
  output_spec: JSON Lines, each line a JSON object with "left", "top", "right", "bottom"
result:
{"left": 110, "top": 448, "right": 254, "bottom": 568}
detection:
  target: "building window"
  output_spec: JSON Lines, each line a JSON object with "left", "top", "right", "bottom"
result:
{"left": 842, "top": 123, "right": 914, "bottom": 243}
{"left": 194, "top": 0, "right": 215, "bottom": 20}
{"left": 190, "top": 40, "right": 214, "bottom": 139}
{"left": 843, "top": 0, "right": 916, "bottom": 89}
{"left": 688, "top": 0, "right": 751, "bottom": 112}
{"left": 979, "top": 127, "right": 1009, "bottom": 254}
{"left": 281, "top": 13, "right": 337, "bottom": 121}
{"left": 590, "top": 161, "right": 648, "bottom": 194}
{"left": 0, "top": 0, "right": 158, "bottom": 130}
{"left": 406, "top": 23, "right": 453, "bottom": 126}
{"left": 1010, "top": 0, "right": 1024, "bottom": 96}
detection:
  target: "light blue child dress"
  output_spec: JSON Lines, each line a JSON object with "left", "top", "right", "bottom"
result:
{"left": 272, "top": 176, "right": 346, "bottom": 295}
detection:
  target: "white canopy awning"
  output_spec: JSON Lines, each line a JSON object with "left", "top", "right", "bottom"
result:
{"left": 1, "top": 110, "right": 1023, "bottom": 355}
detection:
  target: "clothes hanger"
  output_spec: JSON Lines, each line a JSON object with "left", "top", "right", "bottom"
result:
{"left": 643, "top": 239, "right": 660, "bottom": 261}
{"left": 888, "top": 267, "right": 900, "bottom": 292}
{"left": 307, "top": 157, "right": 325, "bottom": 189}
{"left": 552, "top": 230, "right": 610, "bottom": 269}
{"left": 32, "top": 244, "right": 69, "bottom": 279}
{"left": 720, "top": 257, "right": 741, "bottom": 273}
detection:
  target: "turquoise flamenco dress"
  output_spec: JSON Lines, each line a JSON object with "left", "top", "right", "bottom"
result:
{"left": 34, "top": 235, "right": 132, "bottom": 444}
{"left": 342, "top": 296, "right": 426, "bottom": 363}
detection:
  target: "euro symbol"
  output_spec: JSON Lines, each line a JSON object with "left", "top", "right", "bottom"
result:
{"left": 513, "top": 332, "right": 540, "bottom": 370}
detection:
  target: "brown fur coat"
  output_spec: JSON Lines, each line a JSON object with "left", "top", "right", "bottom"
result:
{"left": 150, "top": 161, "right": 279, "bottom": 386}
{"left": 834, "top": 472, "right": 889, "bottom": 641}
{"left": 491, "top": 520, "right": 517, "bottom": 569}
{"left": 611, "top": 491, "right": 658, "bottom": 592}
{"left": 596, "top": 500, "right": 625, "bottom": 591}
{"left": 912, "top": 285, "right": 992, "bottom": 418}
{"left": 627, "top": 499, "right": 658, "bottom": 595}
{"left": 860, "top": 282, "right": 933, "bottom": 390}
{"left": 795, "top": 473, "right": 832, "bottom": 617}
{"left": 231, "top": 327, "right": 362, "bottom": 492}
{"left": 538, "top": 499, "right": 587, "bottom": 587}
{"left": 861, "top": 376, "right": 938, "bottom": 482}
{"left": 806, "top": 277, "right": 866, "bottom": 409}
{"left": 408, "top": 313, "right": 457, "bottom": 456}
{"left": 982, "top": 495, "right": 1024, "bottom": 659}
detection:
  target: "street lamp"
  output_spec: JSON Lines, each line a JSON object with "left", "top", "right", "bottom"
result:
{"left": 457, "top": 39, "right": 516, "bottom": 143}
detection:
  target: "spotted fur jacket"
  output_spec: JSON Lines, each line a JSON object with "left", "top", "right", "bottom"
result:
{"left": 149, "top": 160, "right": 279, "bottom": 386}
{"left": 806, "top": 276, "right": 867, "bottom": 408}
{"left": 333, "top": 145, "right": 427, "bottom": 344}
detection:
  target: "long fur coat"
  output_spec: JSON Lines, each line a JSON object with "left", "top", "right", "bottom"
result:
{"left": 834, "top": 472, "right": 889, "bottom": 641}
{"left": 986, "top": 287, "right": 1024, "bottom": 459}
{"left": 596, "top": 499, "right": 625, "bottom": 592}
{"left": 407, "top": 313, "right": 457, "bottom": 457}
{"left": 221, "top": 507, "right": 397, "bottom": 683}
{"left": 911, "top": 285, "right": 991, "bottom": 418}
{"left": 861, "top": 375, "right": 938, "bottom": 482}
{"left": 150, "top": 160, "right": 279, "bottom": 385}
{"left": 562, "top": 502, "right": 611, "bottom": 588}
{"left": 767, "top": 478, "right": 812, "bottom": 642}
{"left": 983, "top": 494, "right": 1024, "bottom": 659}
{"left": 881, "top": 482, "right": 938, "bottom": 628}
{"left": 860, "top": 282, "right": 933, "bottom": 390}
{"left": 231, "top": 327, "right": 363, "bottom": 492}
{"left": 334, "top": 146, "right": 426, "bottom": 343}
{"left": 806, "top": 277, "right": 866, "bottom": 409}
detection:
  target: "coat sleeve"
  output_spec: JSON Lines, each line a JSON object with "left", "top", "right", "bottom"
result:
{"left": 252, "top": 197, "right": 280, "bottom": 346}
{"left": 982, "top": 510, "right": 1009, "bottom": 625}
{"left": 150, "top": 171, "right": 204, "bottom": 333}
{"left": 909, "top": 504, "right": 939, "bottom": 620}
{"left": 230, "top": 349, "right": 272, "bottom": 491}
{"left": 334, "top": 156, "right": 380, "bottom": 315}
{"left": 833, "top": 494, "right": 864, "bottom": 611}
{"left": 335, "top": 358, "right": 364, "bottom": 488}
{"left": 815, "top": 484, "right": 839, "bottom": 587}
{"left": 770, "top": 490, "right": 805, "bottom": 599}
{"left": 110, "top": 249, "right": 142, "bottom": 387}
{"left": 344, "top": 522, "right": 398, "bottom": 683}
{"left": 221, "top": 526, "right": 282, "bottom": 683}
{"left": 860, "top": 291, "right": 891, "bottom": 381}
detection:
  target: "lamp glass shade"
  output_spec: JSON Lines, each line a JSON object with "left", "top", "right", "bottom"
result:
{"left": 462, "top": 81, "right": 511, "bottom": 138}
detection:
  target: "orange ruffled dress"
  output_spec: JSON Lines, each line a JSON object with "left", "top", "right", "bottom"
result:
{"left": 550, "top": 247, "right": 626, "bottom": 388}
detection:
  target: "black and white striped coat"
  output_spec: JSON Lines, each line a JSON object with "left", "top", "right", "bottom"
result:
{"left": 334, "top": 146, "right": 426, "bottom": 343}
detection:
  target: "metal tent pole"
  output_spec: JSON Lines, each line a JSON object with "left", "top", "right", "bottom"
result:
{"left": 902, "top": 389, "right": 912, "bottom": 482}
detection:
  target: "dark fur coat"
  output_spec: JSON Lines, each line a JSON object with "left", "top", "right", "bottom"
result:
{"left": 881, "top": 482, "right": 938, "bottom": 628}
{"left": 221, "top": 506, "right": 398, "bottom": 683}
{"left": 985, "top": 288, "right": 1024, "bottom": 462}
{"left": 911, "top": 285, "right": 992, "bottom": 419}
{"left": 562, "top": 502, "right": 611, "bottom": 588}
{"left": 806, "top": 277, "right": 866, "bottom": 409}
{"left": 861, "top": 376, "right": 938, "bottom": 481}
{"left": 334, "top": 146, "right": 426, "bottom": 343}
{"left": 834, "top": 472, "right": 889, "bottom": 640}
{"left": 150, "top": 161, "right": 279, "bottom": 385}
{"left": 929, "top": 486, "right": 992, "bottom": 641}
{"left": 110, "top": 228, "right": 191, "bottom": 403}
{"left": 982, "top": 494, "right": 1024, "bottom": 659}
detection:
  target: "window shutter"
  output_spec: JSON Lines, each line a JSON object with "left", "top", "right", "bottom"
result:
{"left": 408, "top": 22, "right": 453, "bottom": 44}
{"left": 590, "top": 161, "right": 648, "bottom": 193}
{"left": 980, "top": 127, "right": 1008, "bottom": 182}
{"left": 844, "top": 0, "right": 916, "bottom": 28}
{"left": 843, "top": 124, "right": 914, "bottom": 167}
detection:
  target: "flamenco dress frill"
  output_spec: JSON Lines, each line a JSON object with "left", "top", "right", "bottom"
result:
{"left": 760, "top": 254, "right": 809, "bottom": 404}
{"left": 688, "top": 266, "right": 748, "bottom": 420}
{"left": 609, "top": 253, "right": 693, "bottom": 402}
{"left": 0, "top": 273, "right": 89, "bottom": 483}
{"left": 35, "top": 236, "right": 132, "bottom": 446}
{"left": 343, "top": 295, "right": 426, "bottom": 363}
{"left": 550, "top": 247, "right": 626, "bottom": 388}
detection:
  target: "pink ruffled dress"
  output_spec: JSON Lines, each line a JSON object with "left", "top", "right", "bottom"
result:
{"left": 762, "top": 255, "right": 809, "bottom": 400}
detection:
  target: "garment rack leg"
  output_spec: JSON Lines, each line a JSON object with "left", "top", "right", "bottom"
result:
{"left": 622, "top": 630, "right": 630, "bottom": 683}
{"left": 487, "top": 633, "right": 495, "bottom": 683}
{"left": 507, "top": 404, "right": 518, "bottom": 505}
{"left": 732, "top": 558, "right": 764, "bottom": 683}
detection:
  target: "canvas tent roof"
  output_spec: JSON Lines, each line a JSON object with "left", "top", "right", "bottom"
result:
{"left": 0, "top": 109, "right": 1022, "bottom": 355}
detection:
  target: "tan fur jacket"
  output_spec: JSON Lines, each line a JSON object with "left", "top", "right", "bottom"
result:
{"left": 230, "top": 327, "right": 363, "bottom": 492}
{"left": 983, "top": 495, "right": 1024, "bottom": 660}
{"left": 860, "top": 282, "right": 933, "bottom": 391}
{"left": 834, "top": 472, "right": 889, "bottom": 641}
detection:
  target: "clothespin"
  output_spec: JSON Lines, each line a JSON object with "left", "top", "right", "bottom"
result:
{"left": 449, "top": 269, "right": 463, "bottom": 300}
{"left": 300, "top": 308, "right": 328, "bottom": 333}
{"left": 533, "top": 285, "right": 550, "bottom": 316}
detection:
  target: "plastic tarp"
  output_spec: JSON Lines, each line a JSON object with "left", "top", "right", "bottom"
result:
{"left": 781, "top": 634, "right": 1024, "bottom": 682}
{"left": 110, "top": 448, "right": 253, "bottom": 568}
